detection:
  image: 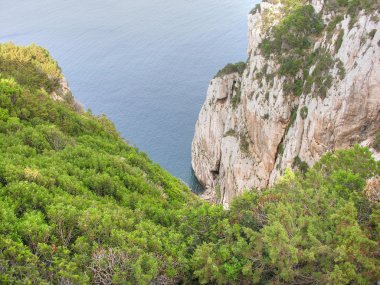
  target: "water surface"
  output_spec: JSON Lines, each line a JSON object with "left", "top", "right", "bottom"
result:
{"left": 0, "top": 0, "right": 256, "bottom": 188}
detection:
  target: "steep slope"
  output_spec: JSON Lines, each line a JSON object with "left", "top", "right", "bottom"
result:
{"left": 0, "top": 42, "right": 200, "bottom": 284}
{"left": 0, "top": 42, "right": 379, "bottom": 284}
{"left": 192, "top": 0, "right": 380, "bottom": 208}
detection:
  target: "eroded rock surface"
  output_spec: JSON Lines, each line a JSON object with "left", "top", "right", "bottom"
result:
{"left": 192, "top": 0, "right": 380, "bottom": 208}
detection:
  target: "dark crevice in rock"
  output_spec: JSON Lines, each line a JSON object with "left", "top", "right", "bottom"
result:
{"left": 230, "top": 80, "right": 237, "bottom": 98}
{"left": 211, "top": 155, "right": 221, "bottom": 179}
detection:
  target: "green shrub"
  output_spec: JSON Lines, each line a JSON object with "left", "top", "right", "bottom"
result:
{"left": 300, "top": 106, "right": 308, "bottom": 119}
{"left": 250, "top": 4, "right": 261, "bottom": 14}
{"left": 336, "top": 60, "right": 346, "bottom": 80}
{"left": 278, "top": 142, "right": 284, "bottom": 155}
{"left": 239, "top": 134, "right": 250, "bottom": 154}
{"left": 335, "top": 30, "right": 345, "bottom": 52}
{"left": 215, "top": 62, "right": 246, "bottom": 78}
{"left": 292, "top": 155, "right": 309, "bottom": 174}
{"left": 368, "top": 29, "right": 377, "bottom": 39}
{"left": 289, "top": 107, "right": 298, "bottom": 127}
{"left": 372, "top": 132, "right": 380, "bottom": 151}
{"left": 224, "top": 129, "right": 237, "bottom": 137}
{"left": 279, "top": 57, "right": 303, "bottom": 77}
{"left": 326, "top": 15, "right": 344, "bottom": 33}
{"left": 309, "top": 51, "right": 334, "bottom": 98}
{"left": 260, "top": 5, "right": 323, "bottom": 56}
{"left": 231, "top": 86, "right": 241, "bottom": 109}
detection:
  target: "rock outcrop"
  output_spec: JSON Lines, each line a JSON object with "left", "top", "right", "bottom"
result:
{"left": 51, "top": 77, "right": 84, "bottom": 113}
{"left": 50, "top": 77, "right": 71, "bottom": 101}
{"left": 192, "top": 0, "right": 380, "bottom": 208}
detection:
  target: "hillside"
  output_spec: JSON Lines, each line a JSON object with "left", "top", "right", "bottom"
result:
{"left": 0, "top": 37, "right": 379, "bottom": 285}
{"left": 192, "top": 0, "right": 380, "bottom": 208}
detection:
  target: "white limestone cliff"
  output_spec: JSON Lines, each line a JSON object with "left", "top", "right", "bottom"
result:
{"left": 192, "top": 0, "right": 380, "bottom": 208}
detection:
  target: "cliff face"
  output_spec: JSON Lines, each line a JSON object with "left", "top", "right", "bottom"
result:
{"left": 192, "top": 0, "right": 380, "bottom": 208}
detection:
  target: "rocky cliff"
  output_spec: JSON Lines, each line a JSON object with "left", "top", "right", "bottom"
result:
{"left": 192, "top": 0, "right": 380, "bottom": 208}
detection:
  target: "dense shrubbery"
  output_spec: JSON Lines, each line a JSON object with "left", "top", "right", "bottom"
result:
{"left": 260, "top": 5, "right": 324, "bottom": 57}
{"left": 0, "top": 43, "right": 379, "bottom": 284}
{"left": 0, "top": 43, "right": 62, "bottom": 93}
{"left": 0, "top": 43, "right": 198, "bottom": 284}
{"left": 195, "top": 146, "right": 380, "bottom": 284}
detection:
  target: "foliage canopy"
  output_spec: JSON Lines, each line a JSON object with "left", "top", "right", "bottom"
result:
{"left": 0, "top": 42, "right": 379, "bottom": 284}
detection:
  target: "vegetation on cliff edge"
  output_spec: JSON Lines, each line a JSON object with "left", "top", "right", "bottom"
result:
{"left": 258, "top": 0, "right": 378, "bottom": 99}
{"left": 215, "top": 62, "right": 246, "bottom": 78}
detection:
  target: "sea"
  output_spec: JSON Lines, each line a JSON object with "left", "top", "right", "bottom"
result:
{"left": 0, "top": 0, "right": 256, "bottom": 191}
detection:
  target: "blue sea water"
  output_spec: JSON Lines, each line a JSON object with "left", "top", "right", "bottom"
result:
{"left": 0, "top": 0, "right": 256, "bottom": 189}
